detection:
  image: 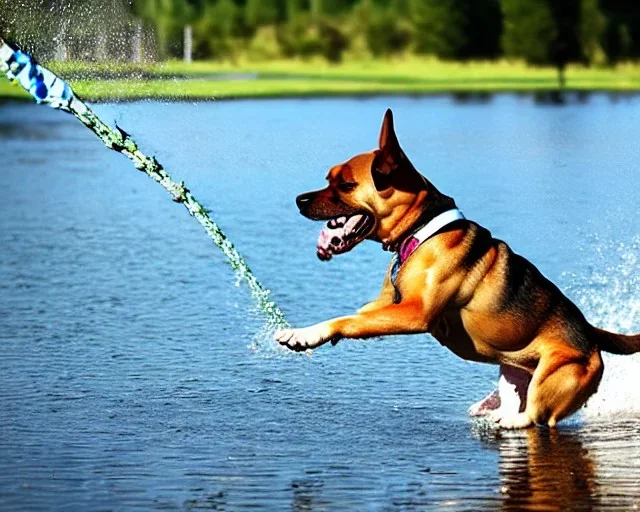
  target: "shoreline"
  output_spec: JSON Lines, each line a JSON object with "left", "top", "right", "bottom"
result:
{"left": 2, "top": 59, "right": 639, "bottom": 103}
{"left": 2, "top": 88, "right": 640, "bottom": 105}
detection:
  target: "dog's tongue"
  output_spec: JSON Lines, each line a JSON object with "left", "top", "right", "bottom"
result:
{"left": 317, "top": 214, "right": 365, "bottom": 260}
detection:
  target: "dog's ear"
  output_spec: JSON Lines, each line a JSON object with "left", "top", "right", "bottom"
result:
{"left": 374, "top": 109, "right": 406, "bottom": 189}
{"left": 378, "top": 108, "right": 399, "bottom": 152}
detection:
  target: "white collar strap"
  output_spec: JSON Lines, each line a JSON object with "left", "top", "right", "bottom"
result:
{"left": 411, "top": 208, "right": 466, "bottom": 245}
{"left": 396, "top": 208, "right": 466, "bottom": 265}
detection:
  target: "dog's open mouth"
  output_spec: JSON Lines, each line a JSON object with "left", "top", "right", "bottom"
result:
{"left": 316, "top": 213, "right": 374, "bottom": 261}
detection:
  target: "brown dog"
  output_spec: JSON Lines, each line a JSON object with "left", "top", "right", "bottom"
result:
{"left": 275, "top": 109, "right": 640, "bottom": 429}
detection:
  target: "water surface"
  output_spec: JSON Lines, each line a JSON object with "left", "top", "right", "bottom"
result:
{"left": 1, "top": 96, "right": 639, "bottom": 510}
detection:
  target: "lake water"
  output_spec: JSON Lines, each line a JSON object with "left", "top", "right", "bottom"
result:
{"left": 1, "top": 95, "right": 639, "bottom": 511}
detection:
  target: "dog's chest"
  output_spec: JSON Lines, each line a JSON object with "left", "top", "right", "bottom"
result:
{"left": 429, "top": 311, "right": 498, "bottom": 363}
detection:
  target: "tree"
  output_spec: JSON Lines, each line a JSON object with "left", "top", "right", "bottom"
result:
{"left": 502, "top": 0, "right": 586, "bottom": 86}
{"left": 410, "top": 0, "right": 502, "bottom": 59}
{"left": 285, "top": 0, "right": 307, "bottom": 21}
{"left": 366, "top": 8, "right": 413, "bottom": 57}
{"left": 547, "top": 0, "right": 583, "bottom": 84}
{"left": 277, "top": 12, "right": 317, "bottom": 57}
{"left": 580, "top": 0, "right": 606, "bottom": 65}
{"left": 244, "top": 0, "right": 280, "bottom": 32}
{"left": 318, "top": 18, "right": 349, "bottom": 62}
{"left": 276, "top": 11, "right": 349, "bottom": 62}
{"left": 194, "top": 0, "right": 239, "bottom": 59}
{"left": 599, "top": 0, "right": 640, "bottom": 62}
{"left": 133, "top": 0, "right": 195, "bottom": 59}
{"left": 502, "top": 0, "right": 556, "bottom": 65}
{"left": 461, "top": 0, "right": 503, "bottom": 59}
{"left": 410, "top": 0, "right": 466, "bottom": 59}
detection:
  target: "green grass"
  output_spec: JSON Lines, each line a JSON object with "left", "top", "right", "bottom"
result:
{"left": 2, "top": 58, "right": 640, "bottom": 102}
{"left": 0, "top": 79, "right": 31, "bottom": 100}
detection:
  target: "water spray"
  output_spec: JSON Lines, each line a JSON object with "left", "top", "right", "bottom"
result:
{"left": 0, "top": 38, "right": 288, "bottom": 330}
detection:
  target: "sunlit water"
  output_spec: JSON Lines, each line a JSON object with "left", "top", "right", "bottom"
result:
{"left": 1, "top": 96, "right": 639, "bottom": 511}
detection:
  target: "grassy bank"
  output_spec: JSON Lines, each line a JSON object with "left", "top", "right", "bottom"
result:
{"left": 2, "top": 58, "right": 640, "bottom": 102}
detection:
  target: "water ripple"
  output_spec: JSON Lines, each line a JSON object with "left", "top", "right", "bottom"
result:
{"left": 2, "top": 97, "right": 640, "bottom": 510}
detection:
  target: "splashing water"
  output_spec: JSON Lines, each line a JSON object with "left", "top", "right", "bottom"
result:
{"left": 0, "top": 0, "right": 151, "bottom": 66}
{"left": 0, "top": 38, "right": 289, "bottom": 330}
{"left": 563, "top": 234, "right": 640, "bottom": 420}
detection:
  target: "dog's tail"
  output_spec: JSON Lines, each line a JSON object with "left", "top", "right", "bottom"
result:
{"left": 595, "top": 328, "right": 640, "bottom": 355}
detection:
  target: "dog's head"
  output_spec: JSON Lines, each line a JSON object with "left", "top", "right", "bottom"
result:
{"left": 297, "top": 109, "right": 453, "bottom": 260}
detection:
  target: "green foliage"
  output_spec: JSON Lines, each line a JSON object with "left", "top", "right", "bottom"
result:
{"left": 502, "top": 0, "right": 616, "bottom": 70}
{"left": 410, "top": 0, "right": 502, "bottom": 59}
{"left": 410, "top": 0, "right": 466, "bottom": 59}
{"left": 460, "top": 0, "right": 503, "bottom": 59}
{"left": 135, "top": 0, "right": 195, "bottom": 58}
{"left": 276, "top": 13, "right": 318, "bottom": 58}
{"left": 360, "top": 0, "right": 413, "bottom": 57}
{"left": 368, "top": 16, "right": 413, "bottom": 57}
{"left": 244, "top": 0, "right": 281, "bottom": 32}
{"left": 580, "top": 0, "right": 606, "bottom": 64}
{"left": 2, "top": 0, "right": 638, "bottom": 65}
{"left": 547, "top": 0, "right": 583, "bottom": 69}
{"left": 247, "top": 26, "right": 282, "bottom": 60}
{"left": 193, "top": 0, "right": 239, "bottom": 59}
{"left": 318, "top": 19, "right": 349, "bottom": 62}
{"left": 276, "top": 13, "right": 348, "bottom": 62}
{"left": 603, "top": 20, "right": 632, "bottom": 63}
{"left": 502, "top": 0, "right": 598, "bottom": 85}
{"left": 599, "top": 0, "right": 640, "bottom": 62}
{"left": 502, "top": 0, "right": 557, "bottom": 65}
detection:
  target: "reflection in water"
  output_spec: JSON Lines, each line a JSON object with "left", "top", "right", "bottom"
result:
{"left": 498, "top": 429, "right": 596, "bottom": 512}
{"left": 452, "top": 91, "right": 493, "bottom": 104}
{"left": 2, "top": 98, "right": 640, "bottom": 510}
{"left": 475, "top": 423, "right": 640, "bottom": 512}
{"left": 449, "top": 90, "right": 640, "bottom": 106}
{"left": 532, "top": 90, "right": 589, "bottom": 105}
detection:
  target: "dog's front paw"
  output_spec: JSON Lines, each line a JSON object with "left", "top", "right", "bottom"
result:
{"left": 275, "top": 325, "right": 335, "bottom": 352}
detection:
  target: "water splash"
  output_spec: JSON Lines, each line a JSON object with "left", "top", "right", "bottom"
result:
{"left": 0, "top": 0, "right": 149, "bottom": 65}
{"left": 562, "top": 234, "right": 640, "bottom": 420}
{"left": 0, "top": 38, "right": 288, "bottom": 330}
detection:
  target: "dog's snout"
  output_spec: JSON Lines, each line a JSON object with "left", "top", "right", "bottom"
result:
{"left": 296, "top": 192, "right": 314, "bottom": 212}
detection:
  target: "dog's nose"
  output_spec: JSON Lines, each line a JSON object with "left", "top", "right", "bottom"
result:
{"left": 296, "top": 192, "right": 314, "bottom": 212}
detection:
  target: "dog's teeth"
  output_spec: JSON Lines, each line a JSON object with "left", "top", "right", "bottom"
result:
{"left": 354, "top": 220, "right": 367, "bottom": 236}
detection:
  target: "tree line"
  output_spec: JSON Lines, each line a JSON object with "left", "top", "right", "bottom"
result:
{"left": 132, "top": 0, "right": 640, "bottom": 66}
{"left": 1, "top": 0, "right": 640, "bottom": 67}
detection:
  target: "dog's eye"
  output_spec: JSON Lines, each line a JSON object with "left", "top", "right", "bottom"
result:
{"left": 338, "top": 182, "right": 357, "bottom": 192}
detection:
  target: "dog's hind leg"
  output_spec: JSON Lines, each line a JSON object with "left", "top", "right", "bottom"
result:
{"left": 498, "top": 349, "right": 603, "bottom": 429}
